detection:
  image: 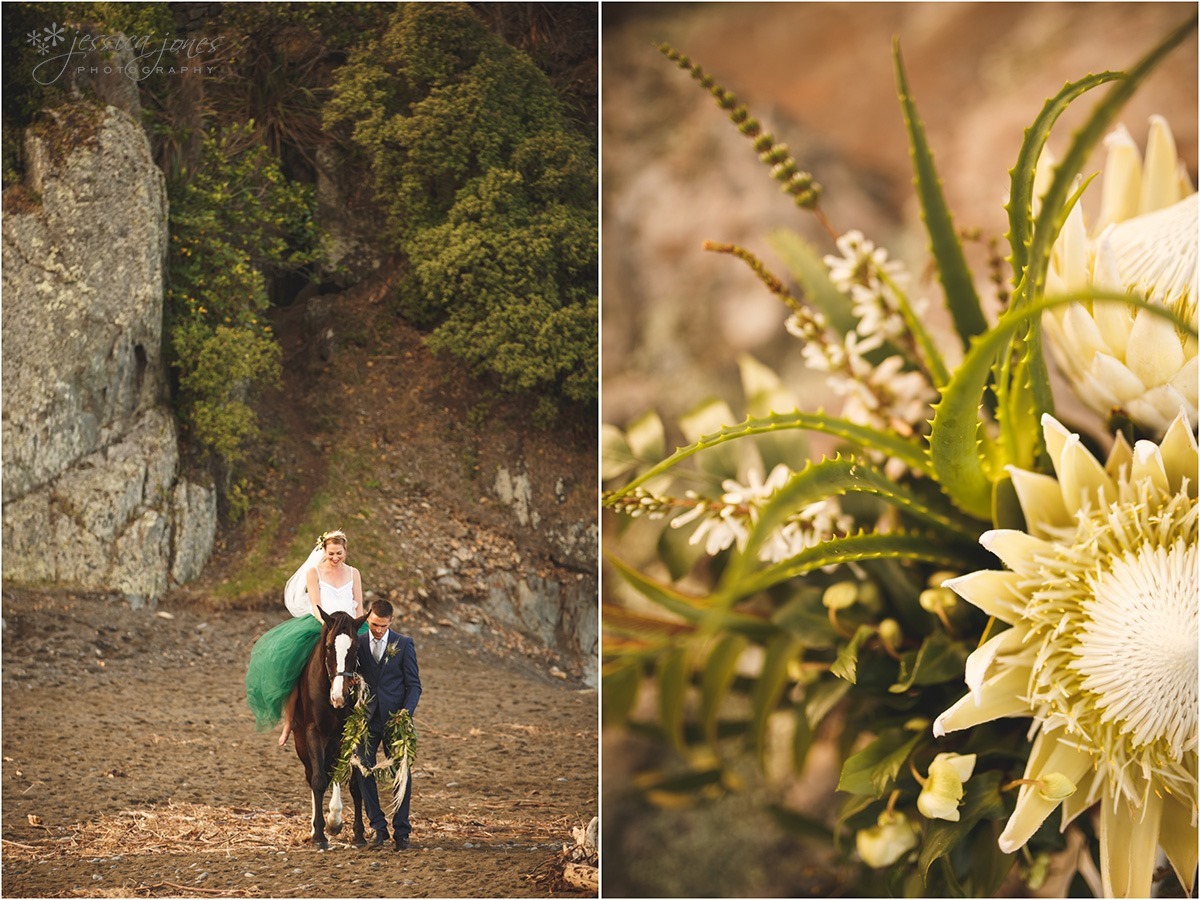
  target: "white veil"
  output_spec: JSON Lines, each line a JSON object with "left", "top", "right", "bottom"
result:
{"left": 283, "top": 545, "right": 325, "bottom": 618}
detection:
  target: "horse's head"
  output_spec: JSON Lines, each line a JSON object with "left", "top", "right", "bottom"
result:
{"left": 318, "top": 610, "right": 369, "bottom": 708}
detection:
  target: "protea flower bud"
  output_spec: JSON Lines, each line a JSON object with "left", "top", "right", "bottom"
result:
{"left": 1042, "top": 116, "right": 1197, "bottom": 436}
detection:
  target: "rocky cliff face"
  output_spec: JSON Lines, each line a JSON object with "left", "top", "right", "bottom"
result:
{"left": 488, "top": 464, "right": 597, "bottom": 683}
{"left": 2, "top": 103, "right": 216, "bottom": 606}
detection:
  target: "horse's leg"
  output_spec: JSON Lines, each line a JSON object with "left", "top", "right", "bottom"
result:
{"left": 293, "top": 727, "right": 316, "bottom": 841}
{"left": 307, "top": 727, "right": 330, "bottom": 850}
{"left": 326, "top": 781, "right": 344, "bottom": 835}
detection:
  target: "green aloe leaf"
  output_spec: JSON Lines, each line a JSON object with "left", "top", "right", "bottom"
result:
{"left": 893, "top": 38, "right": 987, "bottom": 352}
{"left": 930, "top": 289, "right": 1194, "bottom": 519}
{"left": 837, "top": 727, "right": 924, "bottom": 798}
{"left": 657, "top": 645, "right": 690, "bottom": 752}
{"left": 605, "top": 411, "right": 932, "bottom": 505}
{"left": 1022, "top": 14, "right": 1196, "bottom": 310}
{"left": 601, "top": 661, "right": 641, "bottom": 729}
{"left": 751, "top": 633, "right": 801, "bottom": 765}
{"left": 1004, "top": 72, "right": 1121, "bottom": 281}
{"left": 607, "top": 554, "right": 776, "bottom": 641}
{"left": 830, "top": 624, "right": 877, "bottom": 684}
{"left": 730, "top": 531, "right": 987, "bottom": 603}
{"left": 700, "top": 633, "right": 748, "bottom": 747}
{"left": 726, "top": 457, "right": 986, "bottom": 588}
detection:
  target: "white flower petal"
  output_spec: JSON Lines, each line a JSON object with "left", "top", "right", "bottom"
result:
{"left": 1096, "top": 123, "right": 1142, "bottom": 232}
{"left": 1159, "top": 793, "right": 1199, "bottom": 895}
{"left": 1059, "top": 768, "right": 1098, "bottom": 830}
{"left": 935, "top": 751, "right": 977, "bottom": 783}
{"left": 1104, "top": 430, "right": 1134, "bottom": 480}
{"left": 1129, "top": 383, "right": 1192, "bottom": 437}
{"left": 1007, "top": 466, "right": 1072, "bottom": 534}
{"left": 1091, "top": 288, "right": 1134, "bottom": 359}
{"left": 1058, "top": 195, "right": 1091, "bottom": 290}
{"left": 1130, "top": 440, "right": 1170, "bottom": 496}
{"left": 943, "top": 570, "right": 1026, "bottom": 623}
{"left": 1125, "top": 307, "right": 1186, "bottom": 387}
{"left": 1040, "top": 414, "right": 1073, "bottom": 470}
{"left": 979, "top": 529, "right": 1055, "bottom": 577}
{"left": 1139, "top": 115, "right": 1182, "bottom": 214}
{"left": 933, "top": 666, "right": 1033, "bottom": 737}
{"left": 1061, "top": 302, "right": 1107, "bottom": 365}
{"left": 1056, "top": 435, "right": 1115, "bottom": 514}
{"left": 856, "top": 812, "right": 917, "bottom": 868}
{"left": 964, "top": 627, "right": 1025, "bottom": 697}
{"left": 1100, "top": 790, "right": 1163, "bottom": 900}
{"left": 1088, "top": 352, "right": 1148, "bottom": 406}
{"left": 998, "top": 732, "right": 1094, "bottom": 853}
{"left": 1169, "top": 354, "right": 1198, "bottom": 410}
{"left": 1158, "top": 411, "right": 1198, "bottom": 498}
{"left": 1110, "top": 194, "right": 1198, "bottom": 310}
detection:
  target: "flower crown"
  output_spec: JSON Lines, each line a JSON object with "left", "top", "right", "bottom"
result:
{"left": 315, "top": 529, "right": 347, "bottom": 550}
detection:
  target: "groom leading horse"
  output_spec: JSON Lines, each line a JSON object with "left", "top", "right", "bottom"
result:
{"left": 357, "top": 598, "right": 422, "bottom": 850}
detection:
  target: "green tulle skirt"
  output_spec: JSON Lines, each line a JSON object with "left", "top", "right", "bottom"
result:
{"left": 245, "top": 615, "right": 323, "bottom": 731}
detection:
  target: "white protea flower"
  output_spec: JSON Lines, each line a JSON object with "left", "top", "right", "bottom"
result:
{"left": 1042, "top": 116, "right": 1198, "bottom": 436}
{"left": 933, "top": 413, "right": 1198, "bottom": 898}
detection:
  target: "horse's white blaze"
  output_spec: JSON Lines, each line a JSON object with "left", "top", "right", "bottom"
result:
{"left": 327, "top": 782, "right": 343, "bottom": 830}
{"left": 329, "top": 633, "right": 353, "bottom": 707}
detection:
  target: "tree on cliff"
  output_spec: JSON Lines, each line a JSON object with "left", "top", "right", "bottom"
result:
{"left": 323, "top": 3, "right": 597, "bottom": 423}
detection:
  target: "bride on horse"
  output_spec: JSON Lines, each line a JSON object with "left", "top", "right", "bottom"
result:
{"left": 246, "top": 529, "right": 365, "bottom": 745}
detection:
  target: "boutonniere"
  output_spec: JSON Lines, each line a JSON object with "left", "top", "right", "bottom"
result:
{"left": 384, "top": 642, "right": 401, "bottom": 661}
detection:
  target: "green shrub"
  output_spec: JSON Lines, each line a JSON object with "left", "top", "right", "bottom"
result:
{"left": 166, "top": 123, "right": 319, "bottom": 468}
{"left": 324, "top": 2, "right": 596, "bottom": 416}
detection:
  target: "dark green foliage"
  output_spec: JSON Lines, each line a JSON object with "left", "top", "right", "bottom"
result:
{"left": 471, "top": 3, "right": 598, "bottom": 145}
{"left": 166, "top": 124, "right": 320, "bottom": 468}
{"left": 325, "top": 3, "right": 597, "bottom": 416}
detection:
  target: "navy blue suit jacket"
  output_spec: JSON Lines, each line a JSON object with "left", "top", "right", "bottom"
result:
{"left": 358, "top": 630, "right": 421, "bottom": 730}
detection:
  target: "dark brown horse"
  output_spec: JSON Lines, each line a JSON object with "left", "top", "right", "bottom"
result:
{"left": 293, "top": 609, "right": 368, "bottom": 849}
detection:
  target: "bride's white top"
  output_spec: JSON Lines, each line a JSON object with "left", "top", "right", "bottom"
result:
{"left": 284, "top": 546, "right": 359, "bottom": 618}
{"left": 317, "top": 574, "right": 357, "bottom": 616}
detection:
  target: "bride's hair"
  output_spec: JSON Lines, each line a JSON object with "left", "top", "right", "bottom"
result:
{"left": 317, "top": 529, "right": 348, "bottom": 550}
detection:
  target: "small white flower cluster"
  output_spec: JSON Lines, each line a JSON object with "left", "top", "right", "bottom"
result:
{"left": 785, "top": 230, "right": 937, "bottom": 453}
{"left": 671, "top": 464, "right": 851, "bottom": 561}
{"left": 825, "top": 230, "right": 916, "bottom": 349}
{"left": 761, "top": 498, "right": 855, "bottom": 563}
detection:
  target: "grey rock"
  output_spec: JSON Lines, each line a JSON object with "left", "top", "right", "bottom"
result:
{"left": 2, "top": 104, "right": 215, "bottom": 600}
{"left": 481, "top": 570, "right": 598, "bottom": 687}
{"left": 170, "top": 478, "right": 217, "bottom": 585}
